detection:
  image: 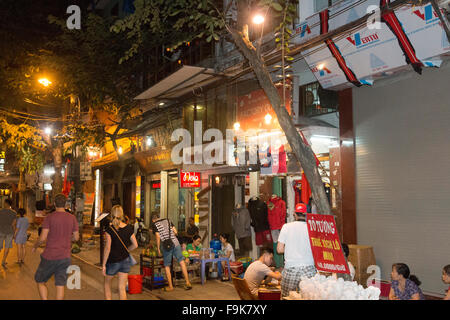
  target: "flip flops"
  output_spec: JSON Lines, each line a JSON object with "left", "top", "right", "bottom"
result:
{"left": 162, "top": 287, "right": 174, "bottom": 292}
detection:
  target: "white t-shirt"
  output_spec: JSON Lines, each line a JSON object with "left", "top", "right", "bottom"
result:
{"left": 278, "top": 221, "right": 314, "bottom": 268}
{"left": 222, "top": 243, "right": 235, "bottom": 262}
{"left": 348, "top": 261, "right": 356, "bottom": 281}
{"left": 244, "top": 260, "right": 272, "bottom": 296}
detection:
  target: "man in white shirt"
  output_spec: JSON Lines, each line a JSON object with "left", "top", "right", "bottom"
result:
{"left": 244, "top": 247, "right": 282, "bottom": 299}
{"left": 277, "top": 203, "right": 317, "bottom": 297}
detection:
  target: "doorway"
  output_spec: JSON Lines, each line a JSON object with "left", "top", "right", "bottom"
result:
{"left": 211, "top": 176, "right": 235, "bottom": 247}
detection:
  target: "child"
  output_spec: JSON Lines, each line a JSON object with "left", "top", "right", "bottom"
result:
{"left": 442, "top": 265, "right": 450, "bottom": 300}
{"left": 219, "top": 233, "right": 235, "bottom": 281}
{"left": 14, "top": 208, "right": 29, "bottom": 265}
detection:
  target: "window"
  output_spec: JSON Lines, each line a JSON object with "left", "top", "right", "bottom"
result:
{"left": 314, "top": 0, "right": 339, "bottom": 13}
{"left": 299, "top": 82, "right": 339, "bottom": 117}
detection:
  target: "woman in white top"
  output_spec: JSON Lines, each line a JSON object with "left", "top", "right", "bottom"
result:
{"left": 219, "top": 233, "right": 235, "bottom": 281}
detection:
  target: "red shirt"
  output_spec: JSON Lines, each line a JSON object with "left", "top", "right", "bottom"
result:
{"left": 267, "top": 197, "right": 286, "bottom": 231}
{"left": 41, "top": 210, "right": 78, "bottom": 260}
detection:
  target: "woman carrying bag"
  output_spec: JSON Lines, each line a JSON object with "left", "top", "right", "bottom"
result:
{"left": 102, "top": 205, "right": 138, "bottom": 300}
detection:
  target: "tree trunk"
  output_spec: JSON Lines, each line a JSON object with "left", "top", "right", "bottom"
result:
{"left": 230, "top": 28, "right": 332, "bottom": 215}
{"left": 18, "top": 170, "right": 26, "bottom": 209}
{"left": 51, "top": 141, "right": 64, "bottom": 198}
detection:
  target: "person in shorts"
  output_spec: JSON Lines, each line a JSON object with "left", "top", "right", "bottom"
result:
{"left": 32, "top": 194, "right": 79, "bottom": 300}
{"left": 151, "top": 213, "right": 192, "bottom": 291}
{"left": 277, "top": 203, "right": 317, "bottom": 297}
{"left": 14, "top": 208, "right": 29, "bottom": 265}
{"left": 0, "top": 198, "right": 17, "bottom": 268}
{"left": 102, "top": 205, "right": 138, "bottom": 300}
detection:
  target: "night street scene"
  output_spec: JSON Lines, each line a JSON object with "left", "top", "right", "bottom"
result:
{"left": 0, "top": 0, "right": 449, "bottom": 308}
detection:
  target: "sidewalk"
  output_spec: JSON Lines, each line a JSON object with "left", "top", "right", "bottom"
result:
{"left": 29, "top": 228, "right": 240, "bottom": 300}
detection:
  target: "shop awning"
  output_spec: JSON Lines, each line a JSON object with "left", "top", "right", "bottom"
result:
{"left": 134, "top": 65, "right": 224, "bottom": 100}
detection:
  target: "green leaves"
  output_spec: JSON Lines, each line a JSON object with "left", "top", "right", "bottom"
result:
{"left": 272, "top": 3, "right": 283, "bottom": 12}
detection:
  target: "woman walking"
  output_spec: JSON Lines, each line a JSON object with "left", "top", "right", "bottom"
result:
{"left": 14, "top": 208, "right": 29, "bottom": 265}
{"left": 102, "top": 205, "right": 138, "bottom": 300}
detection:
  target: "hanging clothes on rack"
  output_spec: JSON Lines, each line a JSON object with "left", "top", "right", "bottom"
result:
{"left": 248, "top": 197, "right": 272, "bottom": 246}
{"left": 267, "top": 196, "right": 286, "bottom": 232}
{"left": 231, "top": 206, "right": 252, "bottom": 254}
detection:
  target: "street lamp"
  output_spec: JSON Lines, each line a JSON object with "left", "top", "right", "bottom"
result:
{"left": 38, "top": 78, "right": 52, "bottom": 87}
{"left": 252, "top": 14, "right": 265, "bottom": 25}
{"left": 44, "top": 127, "right": 52, "bottom": 135}
{"left": 233, "top": 122, "right": 241, "bottom": 131}
{"left": 265, "top": 113, "right": 272, "bottom": 125}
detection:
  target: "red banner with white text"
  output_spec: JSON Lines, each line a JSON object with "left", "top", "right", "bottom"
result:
{"left": 306, "top": 213, "right": 350, "bottom": 274}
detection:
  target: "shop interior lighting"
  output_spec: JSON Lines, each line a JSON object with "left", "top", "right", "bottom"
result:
{"left": 318, "top": 64, "right": 325, "bottom": 70}
{"left": 146, "top": 136, "right": 154, "bottom": 147}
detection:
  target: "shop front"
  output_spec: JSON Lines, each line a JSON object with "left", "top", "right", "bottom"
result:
{"left": 134, "top": 145, "right": 195, "bottom": 231}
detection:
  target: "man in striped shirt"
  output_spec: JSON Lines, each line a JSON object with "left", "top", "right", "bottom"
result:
{"left": 151, "top": 213, "right": 192, "bottom": 291}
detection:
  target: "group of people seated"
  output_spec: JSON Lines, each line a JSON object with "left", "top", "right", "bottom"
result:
{"left": 242, "top": 247, "right": 450, "bottom": 300}
{"left": 388, "top": 263, "right": 450, "bottom": 300}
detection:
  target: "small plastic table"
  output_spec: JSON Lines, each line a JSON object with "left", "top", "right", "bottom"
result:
{"left": 200, "top": 257, "right": 231, "bottom": 285}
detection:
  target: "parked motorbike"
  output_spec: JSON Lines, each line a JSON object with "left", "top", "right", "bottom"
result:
{"left": 135, "top": 218, "right": 150, "bottom": 247}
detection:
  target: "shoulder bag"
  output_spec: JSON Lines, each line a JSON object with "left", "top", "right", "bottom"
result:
{"left": 162, "top": 219, "right": 175, "bottom": 251}
{"left": 110, "top": 226, "right": 137, "bottom": 266}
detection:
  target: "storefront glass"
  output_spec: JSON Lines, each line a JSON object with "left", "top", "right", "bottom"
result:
{"left": 150, "top": 181, "right": 161, "bottom": 214}
{"left": 167, "top": 174, "right": 187, "bottom": 232}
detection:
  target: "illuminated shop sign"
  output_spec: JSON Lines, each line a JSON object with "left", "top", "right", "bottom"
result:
{"left": 179, "top": 170, "right": 201, "bottom": 188}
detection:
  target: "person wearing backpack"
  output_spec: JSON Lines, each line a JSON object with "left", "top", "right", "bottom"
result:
{"left": 151, "top": 213, "right": 192, "bottom": 291}
{"left": 102, "top": 205, "right": 138, "bottom": 300}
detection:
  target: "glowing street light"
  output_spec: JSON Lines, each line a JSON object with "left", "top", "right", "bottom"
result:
{"left": 265, "top": 113, "right": 272, "bottom": 125}
{"left": 252, "top": 14, "right": 265, "bottom": 25}
{"left": 44, "top": 127, "right": 52, "bottom": 135}
{"left": 233, "top": 122, "right": 241, "bottom": 131}
{"left": 118, "top": 146, "right": 123, "bottom": 154}
{"left": 38, "top": 78, "right": 52, "bottom": 87}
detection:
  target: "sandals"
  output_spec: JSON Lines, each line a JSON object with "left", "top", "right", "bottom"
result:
{"left": 162, "top": 287, "right": 174, "bottom": 292}
{"left": 184, "top": 284, "right": 193, "bottom": 290}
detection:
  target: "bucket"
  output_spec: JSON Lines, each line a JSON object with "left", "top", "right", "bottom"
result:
{"left": 128, "top": 275, "right": 143, "bottom": 294}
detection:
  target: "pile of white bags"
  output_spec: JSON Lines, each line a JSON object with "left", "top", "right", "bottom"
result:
{"left": 289, "top": 274, "right": 380, "bottom": 300}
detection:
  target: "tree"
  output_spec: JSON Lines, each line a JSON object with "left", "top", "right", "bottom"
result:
{"left": 1, "top": 8, "right": 143, "bottom": 196}
{"left": 0, "top": 118, "right": 45, "bottom": 205}
{"left": 112, "top": 0, "right": 332, "bottom": 214}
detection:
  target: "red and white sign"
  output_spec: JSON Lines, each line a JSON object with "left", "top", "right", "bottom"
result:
{"left": 306, "top": 213, "right": 350, "bottom": 274}
{"left": 179, "top": 171, "right": 201, "bottom": 188}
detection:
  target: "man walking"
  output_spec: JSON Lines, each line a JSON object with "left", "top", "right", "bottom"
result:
{"left": 0, "top": 198, "right": 17, "bottom": 268}
{"left": 277, "top": 203, "right": 316, "bottom": 297}
{"left": 32, "top": 194, "right": 79, "bottom": 300}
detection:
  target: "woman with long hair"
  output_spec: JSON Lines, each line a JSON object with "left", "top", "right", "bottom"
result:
{"left": 389, "top": 263, "right": 424, "bottom": 300}
{"left": 102, "top": 205, "right": 138, "bottom": 300}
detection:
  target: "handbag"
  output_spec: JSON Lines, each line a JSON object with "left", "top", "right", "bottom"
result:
{"left": 162, "top": 219, "right": 174, "bottom": 251}
{"left": 110, "top": 226, "right": 137, "bottom": 266}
